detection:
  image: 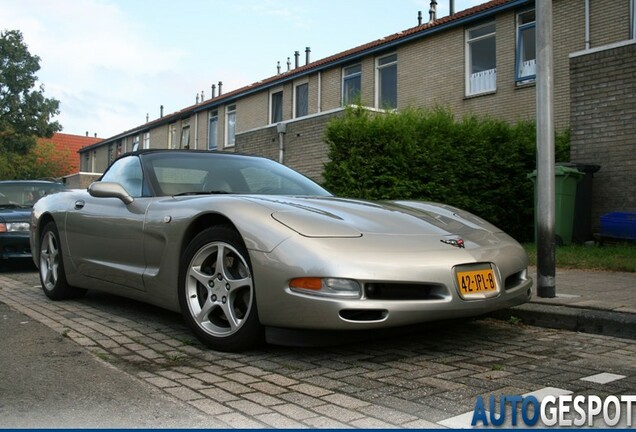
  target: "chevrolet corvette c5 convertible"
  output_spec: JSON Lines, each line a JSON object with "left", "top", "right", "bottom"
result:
{"left": 30, "top": 150, "right": 532, "bottom": 351}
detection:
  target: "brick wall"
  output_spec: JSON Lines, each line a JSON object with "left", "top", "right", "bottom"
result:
{"left": 570, "top": 41, "right": 636, "bottom": 229}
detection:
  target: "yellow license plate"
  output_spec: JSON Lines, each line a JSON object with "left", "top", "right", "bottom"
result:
{"left": 456, "top": 268, "right": 497, "bottom": 296}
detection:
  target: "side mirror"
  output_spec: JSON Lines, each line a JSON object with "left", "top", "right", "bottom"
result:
{"left": 88, "top": 182, "right": 134, "bottom": 205}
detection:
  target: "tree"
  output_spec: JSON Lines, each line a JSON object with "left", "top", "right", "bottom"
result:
{"left": 0, "top": 29, "right": 61, "bottom": 155}
{"left": 0, "top": 141, "right": 73, "bottom": 180}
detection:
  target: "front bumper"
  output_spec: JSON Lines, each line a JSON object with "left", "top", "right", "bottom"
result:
{"left": 251, "top": 233, "right": 533, "bottom": 330}
{"left": 0, "top": 232, "right": 32, "bottom": 259}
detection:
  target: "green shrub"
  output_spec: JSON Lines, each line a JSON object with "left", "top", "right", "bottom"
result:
{"left": 322, "top": 106, "right": 570, "bottom": 242}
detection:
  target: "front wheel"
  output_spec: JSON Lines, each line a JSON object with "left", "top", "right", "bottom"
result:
{"left": 178, "top": 226, "right": 263, "bottom": 351}
{"left": 39, "top": 222, "right": 86, "bottom": 300}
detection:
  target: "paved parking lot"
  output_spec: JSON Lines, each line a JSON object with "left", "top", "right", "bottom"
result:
{"left": 1, "top": 263, "right": 635, "bottom": 428}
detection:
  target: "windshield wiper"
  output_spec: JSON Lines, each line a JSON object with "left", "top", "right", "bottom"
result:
{"left": 173, "top": 190, "right": 232, "bottom": 197}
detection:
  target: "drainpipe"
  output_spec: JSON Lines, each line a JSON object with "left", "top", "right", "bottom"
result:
{"left": 276, "top": 123, "right": 287, "bottom": 164}
{"left": 585, "top": 0, "right": 590, "bottom": 50}
{"left": 317, "top": 71, "right": 322, "bottom": 112}
{"left": 194, "top": 112, "right": 199, "bottom": 150}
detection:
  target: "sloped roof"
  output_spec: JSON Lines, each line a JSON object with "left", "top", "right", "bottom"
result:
{"left": 38, "top": 132, "right": 103, "bottom": 174}
{"left": 85, "top": 0, "right": 525, "bottom": 150}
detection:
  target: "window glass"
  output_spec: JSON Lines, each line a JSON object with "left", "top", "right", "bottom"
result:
{"left": 467, "top": 22, "right": 496, "bottom": 95}
{"left": 101, "top": 156, "right": 144, "bottom": 197}
{"left": 226, "top": 105, "right": 236, "bottom": 147}
{"left": 271, "top": 91, "right": 283, "bottom": 123}
{"left": 343, "top": 64, "right": 361, "bottom": 105}
{"left": 180, "top": 125, "right": 190, "bottom": 149}
{"left": 377, "top": 54, "right": 397, "bottom": 109}
{"left": 295, "top": 83, "right": 308, "bottom": 118}
{"left": 516, "top": 10, "right": 536, "bottom": 82}
{"left": 143, "top": 132, "right": 150, "bottom": 149}
{"left": 208, "top": 111, "right": 218, "bottom": 150}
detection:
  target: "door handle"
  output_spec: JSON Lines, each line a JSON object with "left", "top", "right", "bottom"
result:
{"left": 74, "top": 200, "right": 85, "bottom": 210}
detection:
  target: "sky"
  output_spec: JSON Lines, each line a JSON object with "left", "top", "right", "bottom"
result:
{"left": 2, "top": 0, "right": 485, "bottom": 139}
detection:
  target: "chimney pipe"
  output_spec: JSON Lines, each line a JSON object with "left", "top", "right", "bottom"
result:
{"left": 146, "top": 113, "right": 149, "bottom": 123}
{"left": 85, "top": 131, "right": 88, "bottom": 137}
{"left": 277, "top": 61, "right": 281, "bottom": 74}
{"left": 218, "top": 81, "right": 223, "bottom": 95}
{"left": 94, "top": 133, "right": 97, "bottom": 138}
{"left": 211, "top": 84, "right": 216, "bottom": 98}
{"left": 287, "top": 57, "right": 291, "bottom": 72}
{"left": 294, "top": 51, "right": 299, "bottom": 68}
{"left": 449, "top": 0, "right": 455, "bottom": 16}
{"left": 201, "top": 90, "right": 205, "bottom": 101}
{"left": 160, "top": 105, "right": 164, "bottom": 118}
{"left": 196, "top": 93, "right": 200, "bottom": 104}
{"left": 305, "top": 47, "right": 311, "bottom": 65}
{"left": 429, "top": 0, "right": 437, "bottom": 23}
{"left": 418, "top": 10, "right": 422, "bottom": 25}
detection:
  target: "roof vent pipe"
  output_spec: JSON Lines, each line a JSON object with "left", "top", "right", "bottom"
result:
{"left": 196, "top": 93, "right": 200, "bottom": 104}
{"left": 287, "top": 57, "right": 291, "bottom": 71}
{"left": 201, "top": 90, "right": 205, "bottom": 101}
{"left": 85, "top": 131, "right": 89, "bottom": 137}
{"left": 160, "top": 105, "right": 164, "bottom": 118}
{"left": 429, "top": 0, "right": 437, "bottom": 23}
{"left": 218, "top": 81, "right": 223, "bottom": 96}
{"left": 211, "top": 84, "right": 216, "bottom": 98}
{"left": 305, "top": 47, "right": 311, "bottom": 65}
{"left": 277, "top": 61, "right": 281, "bottom": 74}
{"left": 294, "top": 51, "right": 299, "bottom": 69}
{"left": 94, "top": 133, "right": 97, "bottom": 138}
{"left": 418, "top": 10, "right": 422, "bottom": 25}
{"left": 449, "top": 0, "right": 455, "bottom": 16}
{"left": 146, "top": 113, "right": 149, "bottom": 122}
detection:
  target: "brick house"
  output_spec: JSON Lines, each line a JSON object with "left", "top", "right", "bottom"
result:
{"left": 78, "top": 0, "right": 636, "bottom": 228}
{"left": 37, "top": 132, "right": 102, "bottom": 176}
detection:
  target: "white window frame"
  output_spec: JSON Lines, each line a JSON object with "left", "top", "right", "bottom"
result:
{"left": 516, "top": 9, "right": 536, "bottom": 83}
{"left": 132, "top": 135, "right": 140, "bottom": 152}
{"left": 375, "top": 53, "right": 397, "bottom": 110}
{"left": 143, "top": 132, "right": 150, "bottom": 149}
{"left": 180, "top": 122, "right": 190, "bottom": 149}
{"left": 342, "top": 64, "right": 362, "bottom": 106}
{"left": 293, "top": 81, "right": 309, "bottom": 119}
{"left": 225, "top": 104, "right": 236, "bottom": 148}
{"left": 168, "top": 124, "right": 177, "bottom": 149}
{"left": 269, "top": 88, "right": 283, "bottom": 124}
{"left": 208, "top": 110, "right": 218, "bottom": 150}
{"left": 632, "top": 0, "right": 636, "bottom": 39}
{"left": 465, "top": 22, "right": 497, "bottom": 96}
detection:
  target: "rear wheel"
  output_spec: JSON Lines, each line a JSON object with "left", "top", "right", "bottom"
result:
{"left": 178, "top": 226, "right": 263, "bottom": 351}
{"left": 39, "top": 222, "right": 86, "bottom": 300}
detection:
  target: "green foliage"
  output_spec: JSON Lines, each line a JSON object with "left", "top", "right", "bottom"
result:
{"left": 524, "top": 243, "right": 636, "bottom": 272}
{"left": 323, "top": 106, "right": 571, "bottom": 242}
{"left": 0, "top": 29, "right": 61, "bottom": 155}
{"left": 0, "top": 141, "right": 73, "bottom": 180}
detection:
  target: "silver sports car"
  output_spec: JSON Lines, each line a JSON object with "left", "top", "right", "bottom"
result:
{"left": 31, "top": 150, "right": 532, "bottom": 351}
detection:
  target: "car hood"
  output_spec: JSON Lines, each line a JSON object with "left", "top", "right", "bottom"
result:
{"left": 244, "top": 196, "right": 503, "bottom": 240}
{"left": 0, "top": 207, "right": 31, "bottom": 223}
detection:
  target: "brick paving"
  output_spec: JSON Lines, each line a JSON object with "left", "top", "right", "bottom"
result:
{"left": 1, "top": 270, "right": 635, "bottom": 428}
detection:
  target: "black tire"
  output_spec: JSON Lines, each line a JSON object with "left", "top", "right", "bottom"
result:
{"left": 39, "top": 222, "right": 86, "bottom": 300}
{"left": 178, "top": 226, "right": 264, "bottom": 352}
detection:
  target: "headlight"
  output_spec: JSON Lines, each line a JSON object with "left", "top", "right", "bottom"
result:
{"left": 0, "top": 222, "right": 30, "bottom": 232}
{"left": 289, "top": 277, "right": 361, "bottom": 299}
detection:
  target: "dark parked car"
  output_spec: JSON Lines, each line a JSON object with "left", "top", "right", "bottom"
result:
{"left": 0, "top": 180, "right": 66, "bottom": 260}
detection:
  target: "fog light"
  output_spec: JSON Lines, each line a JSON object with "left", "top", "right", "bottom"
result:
{"left": 289, "top": 277, "right": 361, "bottom": 299}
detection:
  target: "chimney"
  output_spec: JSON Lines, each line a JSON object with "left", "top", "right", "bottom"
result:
{"left": 287, "top": 57, "right": 291, "bottom": 72}
{"left": 196, "top": 93, "right": 200, "bottom": 104}
{"left": 94, "top": 133, "right": 97, "bottom": 138}
{"left": 277, "top": 61, "right": 281, "bottom": 74}
{"left": 160, "top": 105, "right": 164, "bottom": 117}
{"left": 85, "top": 131, "right": 89, "bottom": 137}
{"left": 201, "top": 90, "right": 205, "bottom": 101}
{"left": 305, "top": 47, "right": 311, "bottom": 65}
{"left": 294, "top": 51, "right": 299, "bottom": 68}
{"left": 418, "top": 10, "right": 422, "bottom": 25}
{"left": 211, "top": 84, "right": 216, "bottom": 98}
{"left": 449, "top": 0, "right": 455, "bottom": 16}
{"left": 146, "top": 113, "right": 149, "bottom": 123}
{"left": 218, "top": 81, "right": 223, "bottom": 95}
{"left": 429, "top": 0, "right": 437, "bottom": 23}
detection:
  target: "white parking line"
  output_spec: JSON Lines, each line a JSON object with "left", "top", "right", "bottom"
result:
{"left": 580, "top": 373, "right": 626, "bottom": 384}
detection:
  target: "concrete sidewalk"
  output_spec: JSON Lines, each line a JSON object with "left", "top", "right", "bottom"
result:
{"left": 493, "top": 266, "right": 636, "bottom": 340}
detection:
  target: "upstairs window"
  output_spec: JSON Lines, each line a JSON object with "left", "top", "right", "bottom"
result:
{"left": 294, "top": 83, "right": 309, "bottom": 118}
{"left": 466, "top": 22, "right": 496, "bottom": 95}
{"left": 342, "top": 64, "right": 361, "bottom": 105}
{"left": 376, "top": 54, "right": 397, "bottom": 109}
{"left": 168, "top": 124, "right": 177, "bottom": 149}
{"left": 225, "top": 105, "right": 236, "bottom": 147}
{"left": 143, "top": 132, "right": 150, "bottom": 149}
{"left": 208, "top": 111, "right": 218, "bottom": 150}
{"left": 132, "top": 135, "right": 140, "bottom": 152}
{"left": 270, "top": 90, "right": 283, "bottom": 124}
{"left": 516, "top": 9, "right": 536, "bottom": 83}
{"left": 180, "top": 124, "right": 190, "bottom": 149}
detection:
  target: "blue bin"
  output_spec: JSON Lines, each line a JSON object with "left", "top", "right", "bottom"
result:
{"left": 600, "top": 212, "right": 636, "bottom": 240}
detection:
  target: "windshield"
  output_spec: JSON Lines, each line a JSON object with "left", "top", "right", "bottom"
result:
{"left": 0, "top": 182, "right": 66, "bottom": 207}
{"left": 142, "top": 152, "right": 332, "bottom": 197}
